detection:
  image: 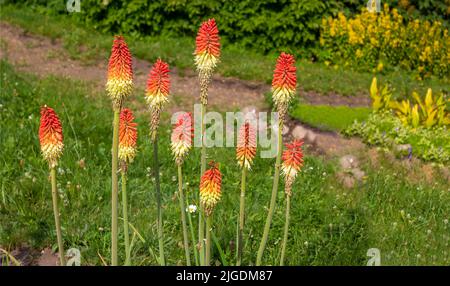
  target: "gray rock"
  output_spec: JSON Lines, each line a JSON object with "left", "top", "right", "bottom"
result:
{"left": 394, "top": 144, "right": 412, "bottom": 158}
{"left": 339, "top": 155, "right": 358, "bottom": 170}
{"left": 282, "top": 124, "right": 290, "bottom": 136}
{"left": 351, "top": 168, "right": 366, "bottom": 181}
{"left": 292, "top": 125, "right": 308, "bottom": 140}
{"left": 306, "top": 130, "right": 317, "bottom": 144}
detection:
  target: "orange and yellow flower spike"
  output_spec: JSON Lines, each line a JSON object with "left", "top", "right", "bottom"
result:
{"left": 145, "top": 59, "right": 170, "bottom": 108}
{"left": 236, "top": 122, "right": 257, "bottom": 170}
{"left": 199, "top": 162, "right": 222, "bottom": 217}
{"left": 272, "top": 52, "right": 297, "bottom": 120}
{"left": 281, "top": 139, "right": 304, "bottom": 196}
{"left": 195, "top": 19, "right": 221, "bottom": 76}
{"left": 39, "top": 106, "right": 64, "bottom": 168}
{"left": 118, "top": 108, "right": 138, "bottom": 166}
{"left": 106, "top": 36, "right": 133, "bottom": 110}
{"left": 171, "top": 112, "right": 194, "bottom": 165}
{"left": 199, "top": 161, "right": 222, "bottom": 265}
{"left": 146, "top": 59, "right": 170, "bottom": 141}
{"left": 194, "top": 18, "right": 221, "bottom": 105}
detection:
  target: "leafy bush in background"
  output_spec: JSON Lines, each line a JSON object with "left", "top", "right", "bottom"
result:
{"left": 320, "top": 4, "right": 450, "bottom": 78}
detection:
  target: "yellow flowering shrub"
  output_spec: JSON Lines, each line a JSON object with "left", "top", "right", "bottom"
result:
{"left": 320, "top": 4, "right": 450, "bottom": 78}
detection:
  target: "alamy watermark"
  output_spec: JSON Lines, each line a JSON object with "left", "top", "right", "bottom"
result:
{"left": 367, "top": 0, "right": 381, "bottom": 13}
{"left": 172, "top": 104, "right": 280, "bottom": 158}
{"left": 367, "top": 248, "right": 381, "bottom": 266}
{"left": 66, "top": 0, "right": 81, "bottom": 13}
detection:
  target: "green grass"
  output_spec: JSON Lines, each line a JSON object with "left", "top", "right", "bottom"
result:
{"left": 1, "top": 4, "right": 448, "bottom": 99}
{"left": 1, "top": 60, "right": 449, "bottom": 265}
{"left": 290, "top": 104, "right": 371, "bottom": 132}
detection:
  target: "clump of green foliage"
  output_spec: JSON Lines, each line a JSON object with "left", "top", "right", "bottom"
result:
{"left": 344, "top": 111, "right": 450, "bottom": 164}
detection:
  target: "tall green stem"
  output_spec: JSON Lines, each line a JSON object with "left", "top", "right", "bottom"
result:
{"left": 111, "top": 109, "right": 120, "bottom": 266}
{"left": 205, "top": 215, "right": 212, "bottom": 266}
{"left": 199, "top": 103, "right": 206, "bottom": 265}
{"left": 236, "top": 167, "right": 247, "bottom": 266}
{"left": 121, "top": 170, "right": 131, "bottom": 266}
{"left": 187, "top": 202, "right": 200, "bottom": 266}
{"left": 153, "top": 137, "right": 165, "bottom": 266}
{"left": 178, "top": 164, "right": 191, "bottom": 266}
{"left": 50, "top": 167, "right": 65, "bottom": 266}
{"left": 256, "top": 118, "right": 283, "bottom": 266}
{"left": 280, "top": 195, "right": 291, "bottom": 266}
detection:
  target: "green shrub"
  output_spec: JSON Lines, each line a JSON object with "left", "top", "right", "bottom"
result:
{"left": 343, "top": 111, "right": 450, "bottom": 164}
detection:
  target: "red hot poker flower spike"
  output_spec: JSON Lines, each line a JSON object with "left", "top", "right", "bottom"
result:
{"left": 106, "top": 36, "right": 133, "bottom": 107}
{"left": 236, "top": 122, "right": 257, "bottom": 170}
{"left": 199, "top": 162, "right": 222, "bottom": 216}
{"left": 39, "top": 106, "right": 64, "bottom": 168}
{"left": 146, "top": 59, "right": 170, "bottom": 108}
{"left": 171, "top": 112, "right": 194, "bottom": 165}
{"left": 272, "top": 52, "right": 297, "bottom": 108}
{"left": 118, "top": 108, "right": 138, "bottom": 164}
{"left": 281, "top": 139, "right": 304, "bottom": 196}
{"left": 194, "top": 18, "right": 221, "bottom": 73}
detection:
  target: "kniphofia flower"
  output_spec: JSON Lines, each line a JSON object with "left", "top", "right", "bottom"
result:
{"left": 199, "top": 162, "right": 222, "bottom": 216}
{"left": 236, "top": 122, "right": 257, "bottom": 170}
{"left": 194, "top": 18, "right": 221, "bottom": 74}
{"left": 146, "top": 59, "right": 170, "bottom": 140}
{"left": 195, "top": 19, "right": 221, "bottom": 105}
{"left": 281, "top": 140, "right": 304, "bottom": 196}
{"left": 145, "top": 59, "right": 170, "bottom": 108}
{"left": 272, "top": 53, "right": 297, "bottom": 119}
{"left": 118, "top": 108, "right": 138, "bottom": 164}
{"left": 39, "top": 106, "right": 64, "bottom": 168}
{"left": 171, "top": 112, "right": 194, "bottom": 165}
{"left": 106, "top": 36, "right": 133, "bottom": 108}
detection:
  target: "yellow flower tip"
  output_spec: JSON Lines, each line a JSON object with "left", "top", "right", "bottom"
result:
{"left": 199, "top": 161, "right": 222, "bottom": 216}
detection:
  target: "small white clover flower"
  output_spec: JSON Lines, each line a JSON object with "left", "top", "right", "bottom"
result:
{"left": 186, "top": 204, "right": 197, "bottom": 214}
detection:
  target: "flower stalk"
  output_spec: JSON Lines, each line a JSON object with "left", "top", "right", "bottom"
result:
{"left": 39, "top": 106, "right": 65, "bottom": 266}
{"left": 172, "top": 112, "right": 194, "bottom": 266}
{"left": 279, "top": 140, "right": 304, "bottom": 266}
{"left": 236, "top": 122, "right": 256, "bottom": 266}
{"left": 118, "top": 108, "right": 138, "bottom": 266}
{"left": 106, "top": 35, "right": 133, "bottom": 266}
{"left": 178, "top": 165, "right": 191, "bottom": 265}
{"left": 256, "top": 52, "right": 296, "bottom": 265}
{"left": 146, "top": 59, "right": 170, "bottom": 266}
{"left": 194, "top": 18, "right": 221, "bottom": 266}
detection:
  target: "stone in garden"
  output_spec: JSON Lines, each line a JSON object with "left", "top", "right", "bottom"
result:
{"left": 339, "top": 155, "right": 358, "bottom": 170}
{"left": 306, "top": 130, "right": 317, "bottom": 144}
{"left": 292, "top": 125, "right": 308, "bottom": 140}
{"left": 282, "top": 124, "right": 289, "bottom": 135}
{"left": 394, "top": 144, "right": 412, "bottom": 158}
{"left": 351, "top": 168, "right": 366, "bottom": 181}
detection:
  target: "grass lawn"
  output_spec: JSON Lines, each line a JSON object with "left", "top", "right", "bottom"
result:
{"left": 1, "top": 60, "right": 449, "bottom": 265}
{"left": 1, "top": 4, "right": 448, "bottom": 99}
{"left": 290, "top": 104, "right": 371, "bottom": 132}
